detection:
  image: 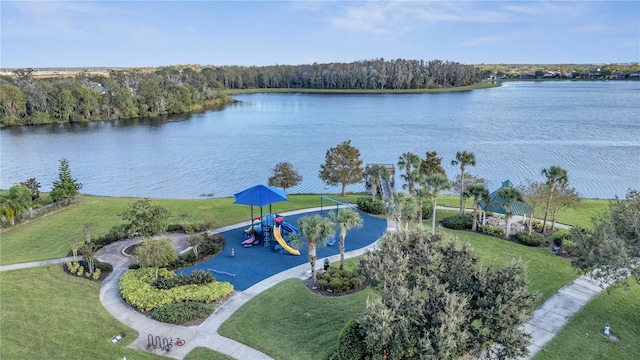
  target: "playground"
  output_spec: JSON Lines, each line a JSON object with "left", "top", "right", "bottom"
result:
{"left": 179, "top": 185, "right": 387, "bottom": 290}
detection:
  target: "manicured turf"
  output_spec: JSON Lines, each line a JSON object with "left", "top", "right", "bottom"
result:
{"left": 184, "top": 347, "right": 235, "bottom": 360}
{"left": 533, "top": 280, "right": 640, "bottom": 360}
{"left": 219, "top": 278, "right": 379, "bottom": 360}
{"left": 0, "top": 266, "right": 165, "bottom": 360}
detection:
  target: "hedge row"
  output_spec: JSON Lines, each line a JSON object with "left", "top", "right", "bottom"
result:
{"left": 119, "top": 268, "right": 233, "bottom": 312}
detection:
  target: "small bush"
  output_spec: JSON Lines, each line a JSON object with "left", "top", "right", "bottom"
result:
{"left": 530, "top": 220, "right": 544, "bottom": 232}
{"left": 356, "top": 197, "right": 385, "bottom": 215}
{"left": 479, "top": 225, "right": 505, "bottom": 237}
{"left": 516, "top": 232, "right": 545, "bottom": 247}
{"left": 441, "top": 215, "right": 473, "bottom": 230}
{"left": 187, "top": 270, "right": 215, "bottom": 285}
{"left": 420, "top": 203, "right": 433, "bottom": 220}
{"left": 562, "top": 239, "right": 579, "bottom": 256}
{"left": 317, "top": 267, "right": 360, "bottom": 293}
{"left": 336, "top": 319, "right": 367, "bottom": 360}
{"left": 151, "top": 301, "right": 213, "bottom": 324}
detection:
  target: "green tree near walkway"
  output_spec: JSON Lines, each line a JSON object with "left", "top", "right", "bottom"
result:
{"left": 363, "top": 164, "right": 390, "bottom": 200}
{"left": 78, "top": 242, "right": 98, "bottom": 276}
{"left": 319, "top": 140, "right": 364, "bottom": 197}
{"left": 451, "top": 150, "right": 476, "bottom": 215}
{"left": 298, "top": 214, "right": 335, "bottom": 283}
{"left": 328, "top": 208, "right": 363, "bottom": 270}
{"left": 572, "top": 188, "right": 640, "bottom": 286}
{"left": 425, "top": 173, "right": 452, "bottom": 234}
{"left": 354, "top": 229, "right": 535, "bottom": 360}
{"left": 119, "top": 199, "right": 170, "bottom": 238}
{"left": 0, "top": 184, "right": 32, "bottom": 226}
{"left": 541, "top": 165, "right": 568, "bottom": 233}
{"left": 51, "top": 158, "right": 83, "bottom": 205}
{"left": 135, "top": 237, "right": 177, "bottom": 280}
{"left": 467, "top": 183, "right": 489, "bottom": 232}
{"left": 497, "top": 186, "right": 523, "bottom": 239}
{"left": 268, "top": 162, "right": 302, "bottom": 192}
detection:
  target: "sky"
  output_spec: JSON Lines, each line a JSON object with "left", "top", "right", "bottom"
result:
{"left": 1, "top": 0, "right": 639, "bottom": 68}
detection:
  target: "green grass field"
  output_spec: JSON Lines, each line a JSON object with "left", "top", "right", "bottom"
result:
{"left": 0, "top": 266, "right": 165, "bottom": 360}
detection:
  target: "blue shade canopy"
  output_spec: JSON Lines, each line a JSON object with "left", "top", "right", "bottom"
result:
{"left": 233, "top": 184, "right": 288, "bottom": 207}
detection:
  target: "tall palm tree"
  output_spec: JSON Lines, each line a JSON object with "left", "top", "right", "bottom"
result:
{"left": 425, "top": 173, "right": 452, "bottom": 235}
{"left": 496, "top": 186, "right": 523, "bottom": 239}
{"left": 451, "top": 150, "right": 476, "bottom": 215}
{"left": 298, "top": 214, "right": 335, "bottom": 283}
{"left": 414, "top": 177, "right": 431, "bottom": 228}
{"left": 398, "top": 152, "right": 421, "bottom": 195}
{"left": 364, "top": 164, "right": 390, "bottom": 201}
{"left": 541, "top": 165, "right": 568, "bottom": 233}
{"left": 328, "top": 208, "right": 363, "bottom": 269}
{"left": 467, "top": 183, "right": 489, "bottom": 232}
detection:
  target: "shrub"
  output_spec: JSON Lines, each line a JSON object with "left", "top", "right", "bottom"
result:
{"left": 187, "top": 270, "right": 215, "bottom": 285}
{"left": 441, "top": 215, "right": 473, "bottom": 230}
{"left": 420, "top": 203, "right": 433, "bottom": 220}
{"left": 479, "top": 225, "right": 505, "bottom": 237}
{"left": 516, "top": 232, "right": 545, "bottom": 247}
{"left": 336, "top": 319, "right": 367, "bottom": 360}
{"left": 562, "top": 239, "right": 579, "bottom": 256}
{"left": 151, "top": 301, "right": 213, "bottom": 324}
{"left": 356, "top": 197, "right": 385, "bottom": 215}
{"left": 317, "top": 267, "right": 360, "bottom": 293}
{"left": 530, "top": 220, "right": 544, "bottom": 232}
{"left": 119, "top": 268, "right": 233, "bottom": 312}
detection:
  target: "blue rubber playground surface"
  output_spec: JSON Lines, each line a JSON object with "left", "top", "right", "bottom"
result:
{"left": 179, "top": 210, "right": 387, "bottom": 290}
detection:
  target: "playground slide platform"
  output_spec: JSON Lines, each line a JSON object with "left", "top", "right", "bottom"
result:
{"left": 241, "top": 233, "right": 257, "bottom": 247}
{"left": 280, "top": 221, "right": 300, "bottom": 234}
{"left": 273, "top": 225, "right": 300, "bottom": 255}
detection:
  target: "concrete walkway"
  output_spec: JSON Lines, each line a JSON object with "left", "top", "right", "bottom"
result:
{"left": 1, "top": 206, "right": 604, "bottom": 360}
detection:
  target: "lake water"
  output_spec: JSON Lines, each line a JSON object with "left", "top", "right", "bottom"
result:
{"left": 1, "top": 81, "right": 639, "bottom": 199}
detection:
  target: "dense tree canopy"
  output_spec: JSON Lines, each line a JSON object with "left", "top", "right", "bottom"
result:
{"left": 267, "top": 162, "right": 302, "bottom": 192}
{"left": 319, "top": 140, "right": 364, "bottom": 197}
{"left": 1, "top": 58, "right": 482, "bottom": 127}
{"left": 352, "top": 229, "right": 535, "bottom": 360}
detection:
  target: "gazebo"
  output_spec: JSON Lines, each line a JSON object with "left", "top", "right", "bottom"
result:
{"left": 479, "top": 180, "right": 532, "bottom": 229}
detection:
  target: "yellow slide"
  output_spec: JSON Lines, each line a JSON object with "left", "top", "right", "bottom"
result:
{"left": 274, "top": 225, "right": 300, "bottom": 255}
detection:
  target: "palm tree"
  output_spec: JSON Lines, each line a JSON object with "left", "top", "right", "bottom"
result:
{"left": 298, "top": 214, "right": 335, "bottom": 283}
{"left": 425, "top": 173, "right": 452, "bottom": 235}
{"left": 398, "top": 152, "right": 421, "bottom": 195}
{"left": 467, "top": 183, "right": 489, "bottom": 232}
{"left": 414, "top": 179, "right": 431, "bottom": 228}
{"left": 328, "top": 208, "right": 363, "bottom": 269}
{"left": 451, "top": 150, "right": 476, "bottom": 215}
{"left": 496, "top": 186, "right": 523, "bottom": 239}
{"left": 0, "top": 184, "right": 32, "bottom": 226}
{"left": 541, "top": 166, "right": 568, "bottom": 234}
{"left": 364, "top": 164, "right": 390, "bottom": 201}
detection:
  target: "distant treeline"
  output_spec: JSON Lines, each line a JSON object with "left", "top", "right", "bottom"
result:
{"left": 0, "top": 58, "right": 483, "bottom": 127}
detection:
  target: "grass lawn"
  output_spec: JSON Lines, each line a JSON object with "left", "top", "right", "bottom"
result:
{"left": 533, "top": 280, "right": 640, "bottom": 360}
{"left": 219, "top": 278, "right": 379, "bottom": 360}
{"left": 184, "top": 347, "right": 235, "bottom": 360}
{"left": 0, "top": 193, "right": 366, "bottom": 265}
{"left": 0, "top": 266, "right": 165, "bottom": 360}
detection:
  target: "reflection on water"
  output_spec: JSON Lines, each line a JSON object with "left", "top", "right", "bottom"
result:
{"left": 2, "top": 81, "right": 639, "bottom": 199}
